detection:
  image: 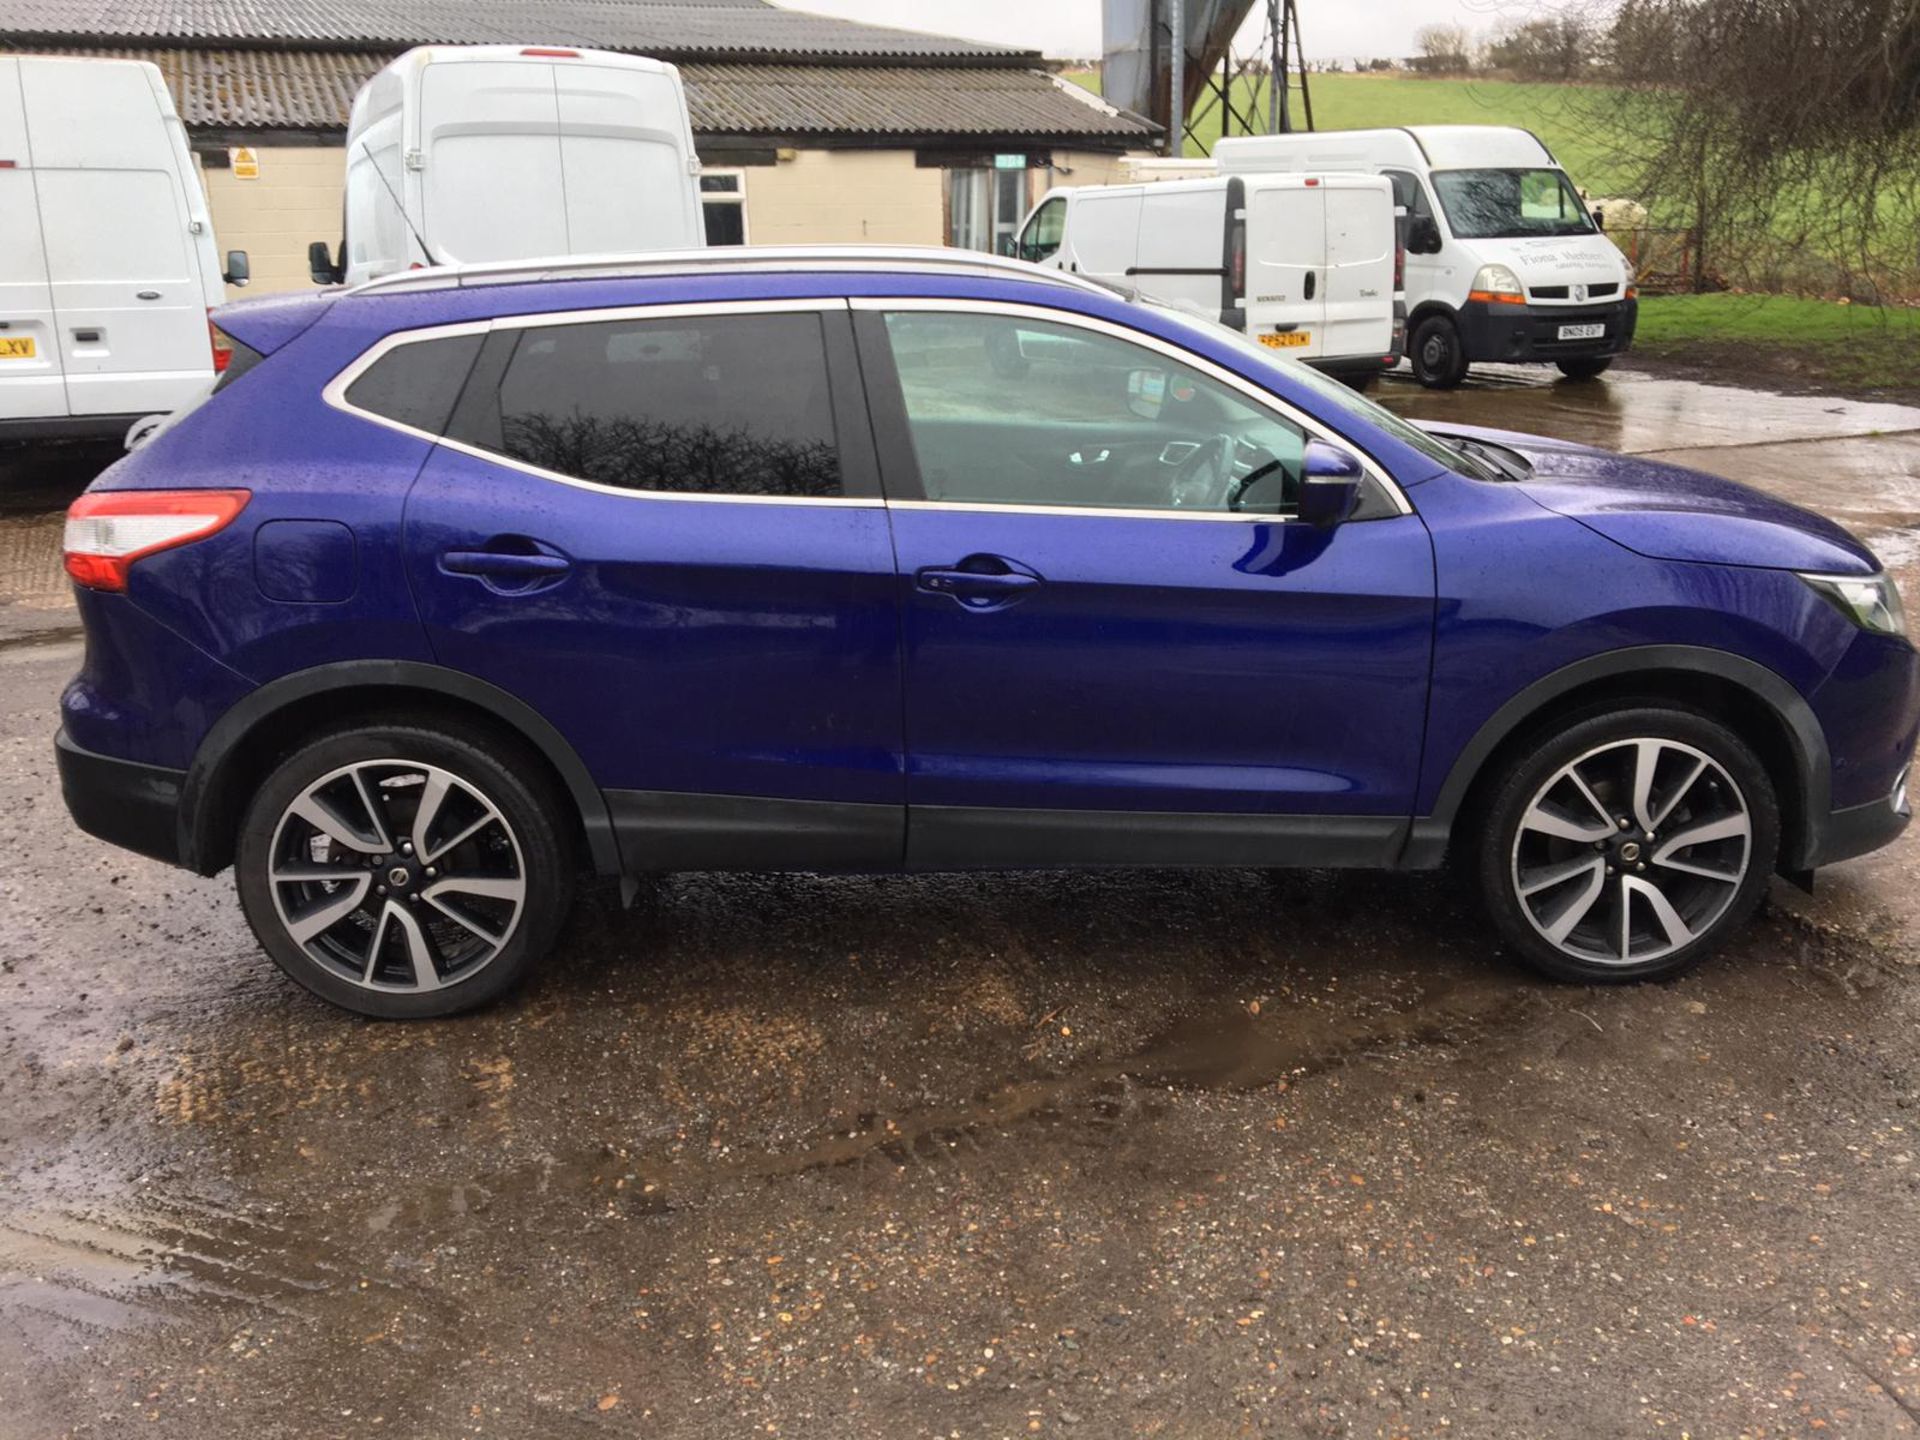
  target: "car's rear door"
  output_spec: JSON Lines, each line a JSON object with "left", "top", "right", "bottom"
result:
{"left": 391, "top": 299, "right": 906, "bottom": 870}
{"left": 854, "top": 300, "right": 1436, "bottom": 869}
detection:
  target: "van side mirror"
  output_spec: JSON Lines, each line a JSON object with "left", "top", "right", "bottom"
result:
{"left": 1407, "top": 215, "right": 1442, "bottom": 255}
{"left": 223, "top": 250, "right": 250, "bottom": 287}
{"left": 1591, "top": 208, "right": 1606, "bottom": 231}
{"left": 1298, "top": 440, "right": 1364, "bottom": 528}
{"left": 308, "top": 240, "right": 343, "bottom": 287}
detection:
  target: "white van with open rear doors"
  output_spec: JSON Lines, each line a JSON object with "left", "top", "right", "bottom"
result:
{"left": 1214, "top": 126, "right": 1637, "bottom": 388}
{"left": 0, "top": 55, "right": 247, "bottom": 443}
{"left": 1014, "top": 173, "right": 1403, "bottom": 386}
{"left": 310, "top": 45, "right": 704, "bottom": 288}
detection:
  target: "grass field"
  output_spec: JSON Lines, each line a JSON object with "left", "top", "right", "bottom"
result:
{"left": 1632, "top": 294, "right": 1920, "bottom": 394}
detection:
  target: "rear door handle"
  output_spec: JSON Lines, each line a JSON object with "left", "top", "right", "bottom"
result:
{"left": 1304, "top": 270, "right": 1317, "bottom": 301}
{"left": 442, "top": 551, "right": 570, "bottom": 579}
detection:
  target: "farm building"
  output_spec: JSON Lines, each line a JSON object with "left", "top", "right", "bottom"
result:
{"left": 0, "top": 0, "right": 1156, "bottom": 294}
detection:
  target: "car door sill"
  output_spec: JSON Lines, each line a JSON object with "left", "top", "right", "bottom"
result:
{"left": 909, "top": 806, "right": 1409, "bottom": 870}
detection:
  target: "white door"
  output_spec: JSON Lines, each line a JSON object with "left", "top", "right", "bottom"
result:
{"left": 22, "top": 58, "right": 209, "bottom": 418}
{"left": 1244, "top": 179, "right": 1325, "bottom": 357}
{"left": 0, "top": 57, "right": 65, "bottom": 421}
{"left": 1061, "top": 190, "right": 1141, "bottom": 285}
{"left": 1320, "top": 180, "right": 1395, "bottom": 362}
{"left": 557, "top": 63, "right": 699, "bottom": 253}
{"left": 1133, "top": 188, "right": 1227, "bottom": 319}
{"left": 420, "top": 60, "right": 568, "bottom": 265}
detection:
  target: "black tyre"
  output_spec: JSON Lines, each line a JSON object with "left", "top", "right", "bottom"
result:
{"left": 1556, "top": 357, "right": 1613, "bottom": 380}
{"left": 1475, "top": 706, "right": 1778, "bottom": 983}
{"left": 1410, "top": 315, "right": 1469, "bottom": 389}
{"left": 235, "top": 720, "right": 574, "bottom": 1019}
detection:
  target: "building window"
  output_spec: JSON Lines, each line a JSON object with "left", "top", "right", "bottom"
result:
{"left": 947, "top": 165, "right": 1029, "bottom": 254}
{"left": 701, "top": 170, "right": 747, "bottom": 246}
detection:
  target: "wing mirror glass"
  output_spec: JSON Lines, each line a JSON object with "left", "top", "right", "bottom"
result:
{"left": 222, "top": 249, "right": 250, "bottom": 287}
{"left": 1299, "top": 439, "right": 1365, "bottom": 528}
{"left": 1407, "top": 214, "right": 1442, "bottom": 254}
{"left": 308, "top": 240, "right": 342, "bottom": 287}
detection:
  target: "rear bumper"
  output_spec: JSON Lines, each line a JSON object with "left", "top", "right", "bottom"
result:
{"left": 56, "top": 729, "right": 186, "bottom": 867}
{"left": 1457, "top": 298, "right": 1637, "bottom": 363}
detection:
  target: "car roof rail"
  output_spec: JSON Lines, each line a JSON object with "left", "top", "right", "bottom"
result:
{"left": 348, "top": 245, "right": 1114, "bottom": 298}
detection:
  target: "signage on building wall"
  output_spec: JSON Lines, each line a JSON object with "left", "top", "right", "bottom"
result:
{"left": 228, "top": 146, "right": 260, "bottom": 180}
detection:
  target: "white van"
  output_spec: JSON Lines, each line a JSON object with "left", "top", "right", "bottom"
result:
{"left": 1214, "top": 126, "right": 1635, "bottom": 388}
{"left": 0, "top": 56, "right": 246, "bottom": 442}
{"left": 1014, "top": 173, "right": 1402, "bottom": 384}
{"left": 311, "top": 45, "right": 703, "bottom": 288}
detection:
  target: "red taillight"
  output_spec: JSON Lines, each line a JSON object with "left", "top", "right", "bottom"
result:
{"left": 63, "top": 489, "right": 250, "bottom": 592}
{"left": 521, "top": 47, "right": 579, "bottom": 57}
{"left": 209, "top": 314, "right": 231, "bottom": 373}
{"left": 1394, "top": 238, "right": 1405, "bottom": 292}
{"left": 1228, "top": 219, "right": 1246, "bottom": 300}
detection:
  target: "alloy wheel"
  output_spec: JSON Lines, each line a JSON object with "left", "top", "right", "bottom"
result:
{"left": 1510, "top": 737, "right": 1752, "bottom": 966}
{"left": 265, "top": 759, "right": 527, "bottom": 993}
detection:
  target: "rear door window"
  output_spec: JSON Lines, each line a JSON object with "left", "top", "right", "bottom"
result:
{"left": 458, "top": 311, "right": 844, "bottom": 499}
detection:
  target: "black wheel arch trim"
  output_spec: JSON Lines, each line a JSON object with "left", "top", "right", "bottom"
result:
{"left": 1402, "top": 644, "right": 1830, "bottom": 870}
{"left": 177, "top": 660, "right": 620, "bottom": 877}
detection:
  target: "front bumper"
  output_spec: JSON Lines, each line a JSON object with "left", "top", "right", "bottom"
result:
{"left": 56, "top": 729, "right": 187, "bottom": 867}
{"left": 1457, "top": 297, "right": 1638, "bottom": 363}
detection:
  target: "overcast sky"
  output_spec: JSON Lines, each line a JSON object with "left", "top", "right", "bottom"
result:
{"left": 788, "top": 1, "right": 1570, "bottom": 62}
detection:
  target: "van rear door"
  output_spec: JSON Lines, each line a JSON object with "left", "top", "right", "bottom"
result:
{"left": 22, "top": 58, "right": 211, "bottom": 419}
{"left": 1243, "top": 177, "right": 1325, "bottom": 357}
{"left": 555, "top": 61, "right": 700, "bottom": 252}
{"left": 0, "top": 56, "right": 65, "bottom": 422}
{"left": 1320, "top": 176, "right": 1395, "bottom": 362}
{"left": 419, "top": 58, "right": 568, "bottom": 265}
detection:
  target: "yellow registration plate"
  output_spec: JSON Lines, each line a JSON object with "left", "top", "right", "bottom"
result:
{"left": 0, "top": 336, "right": 36, "bottom": 359}
{"left": 1258, "top": 331, "right": 1311, "bottom": 349}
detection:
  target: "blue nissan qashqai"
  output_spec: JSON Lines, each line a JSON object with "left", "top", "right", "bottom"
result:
{"left": 55, "top": 248, "right": 1919, "bottom": 1019}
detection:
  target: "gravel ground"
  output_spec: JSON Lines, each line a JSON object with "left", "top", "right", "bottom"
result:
{"left": 3, "top": 369, "right": 1919, "bottom": 1439}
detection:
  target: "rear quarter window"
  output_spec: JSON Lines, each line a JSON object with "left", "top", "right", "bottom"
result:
{"left": 343, "top": 332, "right": 485, "bottom": 434}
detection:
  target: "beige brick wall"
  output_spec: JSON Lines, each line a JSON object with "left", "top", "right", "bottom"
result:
{"left": 199, "top": 143, "right": 1146, "bottom": 294}
{"left": 732, "top": 148, "right": 945, "bottom": 246}
{"left": 202, "top": 146, "right": 345, "bottom": 300}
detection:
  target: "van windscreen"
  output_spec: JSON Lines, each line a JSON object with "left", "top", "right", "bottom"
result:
{"left": 1430, "top": 168, "right": 1594, "bottom": 240}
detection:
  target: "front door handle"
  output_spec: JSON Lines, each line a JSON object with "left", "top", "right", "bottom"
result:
{"left": 916, "top": 555, "right": 1044, "bottom": 611}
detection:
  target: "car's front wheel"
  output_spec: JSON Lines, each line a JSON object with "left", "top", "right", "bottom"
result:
{"left": 1410, "top": 315, "right": 1468, "bottom": 389}
{"left": 235, "top": 721, "right": 574, "bottom": 1018}
{"left": 1476, "top": 707, "right": 1779, "bottom": 982}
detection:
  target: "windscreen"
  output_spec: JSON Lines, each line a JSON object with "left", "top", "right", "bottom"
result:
{"left": 1430, "top": 167, "right": 1594, "bottom": 240}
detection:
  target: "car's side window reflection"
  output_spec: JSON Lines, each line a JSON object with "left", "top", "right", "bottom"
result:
{"left": 880, "top": 312, "right": 1305, "bottom": 515}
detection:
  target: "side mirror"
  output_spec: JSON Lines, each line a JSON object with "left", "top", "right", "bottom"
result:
{"left": 1591, "top": 208, "right": 1606, "bottom": 231}
{"left": 308, "top": 239, "right": 342, "bottom": 287}
{"left": 1298, "top": 439, "right": 1364, "bottom": 528}
{"left": 223, "top": 249, "right": 250, "bottom": 287}
{"left": 1407, "top": 214, "right": 1442, "bottom": 255}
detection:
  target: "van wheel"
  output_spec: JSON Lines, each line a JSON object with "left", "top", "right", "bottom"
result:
{"left": 234, "top": 721, "right": 574, "bottom": 1019}
{"left": 1475, "top": 707, "right": 1778, "bottom": 984}
{"left": 1556, "top": 357, "right": 1613, "bottom": 380}
{"left": 1410, "top": 316, "right": 1468, "bottom": 389}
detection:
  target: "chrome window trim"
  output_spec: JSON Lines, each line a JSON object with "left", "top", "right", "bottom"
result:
{"left": 320, "top": 299, "right": 884, "bottom": 510}
{"left": 853, "top": 295, "right": 1415, "bottom": 519}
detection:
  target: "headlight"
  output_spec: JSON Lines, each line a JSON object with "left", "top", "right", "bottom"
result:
{"left": 1471, "top": 264, "right": 1525, "bottom": 301}
{"left": 1800, "top": 570, "right": 1908, "bottom": 637}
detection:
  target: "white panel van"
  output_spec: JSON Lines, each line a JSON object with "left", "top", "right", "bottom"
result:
{"left": 0, "top": 56, "right": 246, "bottom": 442}
{"left": 1014, "top": 173, "right": 1401, "bottom": 384}
{"left": 313, "top": 46, "right": 703, "bottom": 288}
{"left": 1214, "top": 126, "right": 1636, "bottom": 388}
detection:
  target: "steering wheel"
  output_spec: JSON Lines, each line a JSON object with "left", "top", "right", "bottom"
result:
{"left": 1168, "top": 433, "right": 1240, "bottom": 510}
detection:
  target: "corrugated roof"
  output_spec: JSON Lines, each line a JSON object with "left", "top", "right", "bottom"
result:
{"left": 0, "top": 0, "right": 1029, "bottom": 60}
{"left": 8, "top": 46, "right": 1155, "bottom": 140}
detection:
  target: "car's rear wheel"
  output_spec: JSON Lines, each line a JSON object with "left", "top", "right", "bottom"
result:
{"left": 235, "top": 722, "right": 573, "bottom": 1018}
{"left": 1410, "top": 314, "right": 1468, "bottom": 389}
{"left": 1476, "top": 707, "right": 1778, "bottom": 982}
{"left": 1556, "top": 357, "right": 1613, "bottom": 380}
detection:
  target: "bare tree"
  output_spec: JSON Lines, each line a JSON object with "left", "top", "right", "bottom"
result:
{"left": 1412, "top": 22, "right": 1473, "bottom": 74}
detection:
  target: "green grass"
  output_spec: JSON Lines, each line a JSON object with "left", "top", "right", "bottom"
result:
{"left": 1632, "top": 294, "right": 1920, "bottom": 393}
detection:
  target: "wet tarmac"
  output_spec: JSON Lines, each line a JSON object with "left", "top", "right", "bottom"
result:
{"left": 4, "top": 367, "right": 1920, "bottom": 1437}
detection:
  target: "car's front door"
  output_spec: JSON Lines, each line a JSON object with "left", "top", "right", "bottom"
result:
{"left": 396, "top": 300, "right": 905, "bottom": 870}
{"left": 854, "top": 301, "right": 1436, "bottom": 869}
